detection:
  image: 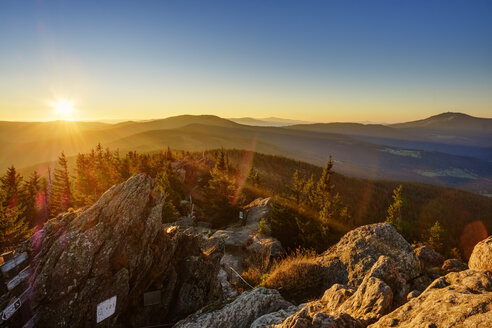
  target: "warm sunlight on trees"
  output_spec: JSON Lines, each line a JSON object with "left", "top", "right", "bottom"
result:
{"left": 50, "top": 152, "right": 73, "bottom": 217}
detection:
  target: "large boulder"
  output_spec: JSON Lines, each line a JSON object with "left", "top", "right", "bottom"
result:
{"left": 276, "top": 256, "right": 405, "bottom": 327}
{"left": 323, "top": 223, "right": 421, "bottom": 288}
{"left": 369, "top": 270, "right": 492, "bottom": 327}
{"left": 469, "top": 236, "right": 492, "bottom": 271}
{"left": 18, "top": 174, "right": 224, "bottom": 327}
{"left": 173, "top": 287, "right": 292, "bottom": 328}
{"left": 272, "top": 224, "right": 424, "bottom": 327}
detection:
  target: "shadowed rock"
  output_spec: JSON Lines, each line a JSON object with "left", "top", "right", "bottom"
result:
{"left": 19, "top": 174, "right": 224, "bottom": 327}
{"left": 173, "top": 287, "right": 292, "bottom": 328}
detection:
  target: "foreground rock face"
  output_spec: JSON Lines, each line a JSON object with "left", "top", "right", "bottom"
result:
{"left": 23, "top": 174, "right": 224, "bottom": 327}
{"left": 370, "top": 270, "right": 492, "bottom": 327}
{"left": 264, "top": 224, "right": 423, "bottom": 328}
{"left": 469, "top": 236, "right": 492, "bottom": 271}
{"left": 174, "top": 287, "right": 292, "bottom": 328}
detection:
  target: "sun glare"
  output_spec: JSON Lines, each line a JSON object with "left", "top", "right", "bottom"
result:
{"left": 53, "top": 100, "right": 75, "bottom": 119}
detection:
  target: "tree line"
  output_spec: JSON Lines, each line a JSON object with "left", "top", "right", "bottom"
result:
{"left": 1, "top": 146, "right": 486, "bottom": 259}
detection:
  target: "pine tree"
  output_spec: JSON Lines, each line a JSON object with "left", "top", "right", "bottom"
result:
{"left": 165, "top": 146, "right": 174, "bottom": 161}
{"left": 156, "top": 163, "right": 181, "bottom": 222}
{"left": 292, "top": 169, "right": 305, "bottom": 204}
{"left": 316, "top": 156, "right": 334, "bottom": 208}
{"left": 303, "top": 174, "right": 316, "bottom": 207}
{"left": 426, "top": 220, "right": 445, "bottom": 253}
{"left": 386, "top": 185, "right": 403, "bottom": 230}
{"left": 0, "top": 166, "right": 23, "bottom": 208}
{"left": 0, "top": 191, "right": 30, "bottom": 251}
{"left": 50, "top": 152, "right": 73, "bottom": 217}
{"left": 206, "top": 151, "right": 237, "bottom": 227}
{"left": 315, "top": 157, "right": 350, "bottom": 227}
{"left": 21, "top": 171, "right": 44, "bottom": 225}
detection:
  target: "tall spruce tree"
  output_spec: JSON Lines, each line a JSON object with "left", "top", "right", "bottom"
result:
{"left": 426, "top": 220, "right": 445, "bottom": 253}
{"left": 316, "top": 156, "right": 334, "bottom": 208}
{"left": 21, "top": 171, "right": 45, "bottom": 225}
{"left": 292, "top": 169, "right": 305, "bottom": 204}
{"left": 206, "top": 149, "right": 237, "bottom": 227}
{"left": 316, "top": 157, "right": 350, "bottom": 226}
{"left": 50, "top": 152, "right": 73, "bottom": 217}
{"left": 0, "top": 168, "right": 30, "bottom": 251}
{"left": 0, "top": 201, "right": 31, "bottom": 251}
{"left": 386, "top": 185, "right": 403, "bottom": 230}
{"left": 1, "top": 166, "right": 23, "bottom": 208}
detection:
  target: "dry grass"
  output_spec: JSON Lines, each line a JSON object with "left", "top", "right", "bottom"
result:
{"left": 262, "top": 248, "right": 327, "bottom": 303}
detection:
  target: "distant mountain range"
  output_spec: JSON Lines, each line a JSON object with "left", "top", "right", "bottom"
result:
{"left": 228, "top": 117, "right": 312, "bottom": 127}
{"left": 2, "top": 112, "right": 491, "bottom": 196}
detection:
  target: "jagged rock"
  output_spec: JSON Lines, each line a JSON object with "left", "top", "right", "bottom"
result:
{"left": 337, "top": 256, "right": 404, "bottom": 325}
{"left": 324, "top": 223, "right": 421, "bottom": 288}
{"left": 277, "top": 256, "right": 402, "bottom": 328}
{"left": 320, "top": 284, "right": 355, "bottom": 311}
{"left": 277, "top": 307, "right": 361, "bottom": 328}
{"left": 369, "top": 270, "right": 492, "bottom": 327}
{"left": 273, "top": 224, "right": 424, "bottom": 328}
{"left": 469, "top": 236, "right": 492, "bottom": 271}
{"left": 269, "top": 223, "right": 420, "bottom": 305}
{"left": 173, "top": 287, "right": 292, "bottom": 328}
{"left": 19, "top": 174, "right": 224, "bottom": 327}
{"left": 413, "top": 244, "right": 444, "bottom": 272}
{"left": 250, "top": 305, "right": 301, "bottom": 328}
{"left": 441, "top": 258, "right": 468, "bottom": 274}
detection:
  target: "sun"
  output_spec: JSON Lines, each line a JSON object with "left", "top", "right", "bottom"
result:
{"left": 53, "top": 100, "right": 75, "bottom": 119}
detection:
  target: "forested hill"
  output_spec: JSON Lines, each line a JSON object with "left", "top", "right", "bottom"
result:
{"left": 1, "top": 146, "right": 490, "bottom": 259}
{"left": 2, "top": 113, "right": 492, "bottom": 195}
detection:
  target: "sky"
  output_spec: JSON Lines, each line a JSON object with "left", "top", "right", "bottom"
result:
{"left": 0, "top": 0, "right": 491, "bottom": 123}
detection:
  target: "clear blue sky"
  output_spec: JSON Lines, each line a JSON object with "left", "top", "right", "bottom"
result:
{"left": 0, "top": 0, "right": 491, "bottom": 122}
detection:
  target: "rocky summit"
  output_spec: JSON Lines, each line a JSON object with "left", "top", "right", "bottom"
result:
{"left": 1, "top": 174, "right": 491, "bottom": 327}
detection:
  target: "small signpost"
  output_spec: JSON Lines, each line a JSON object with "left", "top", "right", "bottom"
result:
{"left": 143, "top": 290, "right": 161, "bottom": 306}
{"left": 239, "top": 211, "right": 244, "bottom": 220}
{"left": 0, "top": 287, "right": 31, "bottom": 323}
{"left": 6, "top": 268, "right": 30, "bottom": 291}
{"left": 96, "top": 296, "right": 117, "bottom": 324}
{"left": 0, "top": 252, "right": 32, "bottom": 326}
{"left": 1, "top": 253, "right": 27, "bottom": 275}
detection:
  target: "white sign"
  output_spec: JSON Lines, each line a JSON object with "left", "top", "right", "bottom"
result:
{"left": 96, "top": 296, "right": 116, "bottom": 324}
